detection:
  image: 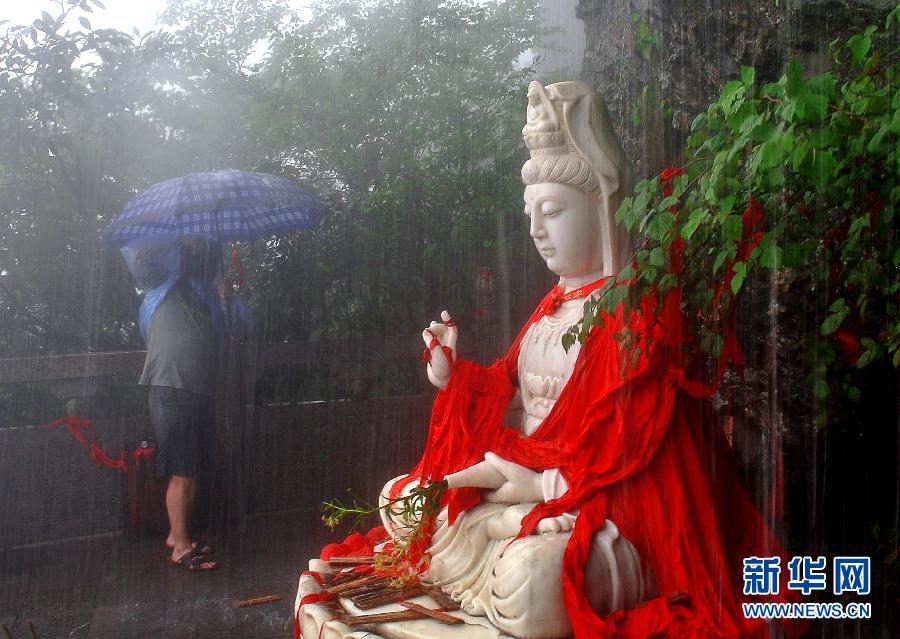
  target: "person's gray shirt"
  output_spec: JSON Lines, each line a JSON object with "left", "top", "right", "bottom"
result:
{"left": 139, "top": 281, "right": 217, "bottom": 396}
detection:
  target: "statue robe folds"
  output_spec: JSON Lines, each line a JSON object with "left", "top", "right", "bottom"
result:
{"left": 397, "top": 287, "right": 796, "bottom": 639}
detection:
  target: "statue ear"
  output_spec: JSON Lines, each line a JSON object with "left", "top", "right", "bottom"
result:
{"left": 561, "top": 87, "right": 622, "bottom": 199}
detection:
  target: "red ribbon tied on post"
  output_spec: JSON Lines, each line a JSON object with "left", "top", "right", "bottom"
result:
{"left": 43, "top": 415, "right": 128, "bottom": 472}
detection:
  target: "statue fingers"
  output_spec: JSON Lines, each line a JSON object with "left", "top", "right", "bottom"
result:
{"left": 536, "top": 516, "right": 573, "bottom": 534}
{"left": 440, "top": 310, "right": 458, "bottom": 354}
{"left": 484, "top": 453, "right": 543, "bottom": 502}
{"left": 484, "top": 482, "right": 518, "bottom": 504}
{"left": 536, "top": 518, "right": 560, "bottom": 533}
{"left": 484, "top": 452, "right": 527, "bottom": 481}
{"left": 423, "top": 328, "right": 451, "bottom": 389}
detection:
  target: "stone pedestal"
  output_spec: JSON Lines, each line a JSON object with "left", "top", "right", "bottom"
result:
{"left": 294, "top": 561, "right": 505, "bottom": 639}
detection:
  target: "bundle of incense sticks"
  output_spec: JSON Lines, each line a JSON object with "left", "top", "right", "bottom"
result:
{"left": 328, "top": 556, "right": 376, "bottom": 566}
{"left": 321, "top": 571, "right": 367, "bottom": 588}
{"left": 352, "top": 583, "right": 423, "bottom": 609}
{"left": 345, "top": 610, "right": 424, "bottom": 626}
{"left": 234, "top": 594, "right": 281, "bottom": 608}
{"left": 322, "top": 599, "right": 348, "bottom": 622}
{"left": 399, "top": 601, "right": 464, "bottom": 624}
{"left": 324, "top": 574, "right": 382, "bottom": 595}
{"left": 344, "top": 602, "right": 463, "bottom": 627}
{"left": 421, "top": 586, "right": 461, "bottom": 611}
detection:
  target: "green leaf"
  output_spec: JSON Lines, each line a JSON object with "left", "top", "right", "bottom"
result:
{"left": 79, "top": 16, "right": 91, "bottom": 30}
{"left": 887, "top": 4, "right": 900, "bottom": 28}
{"left": 599, "top": 285, "right": 630, "bottom": 313}
{"left": 750, "top": 121, "right": 777, "bottom": 142}
{"left": 760, "top": 82, "right": 782, "bottom": 98}
{"left": 741, "top": 65, "right": 755, "bottom": 87}
{"left": 820, "top": 298, "right": 849, "bottom": 335}
{"left": 809, "top": 128, "right": 838, "bottom": 149}
{"left": 615, "top": 196, "right": 633, "bottom": 224}
{"left": 645, "top": 211, "right": 675, "bottom": 241}
{"left": 785, "top": 58, "right": 805, "bottom": 99}
{"left": 730, "top": 261, "right": 747, "bottom": 295}
{"left": 617, "top": 265, "right": 636, "bottom": 282}
{"left": 867, "top": 121, "right": 892, "bottom": 153}
{"left": 857, "top": 346, "right": 877, "bottom": 368}
{"left": 719, "top": 80, "right": 745, "bottom": 113}
{"left": 681, "top": 208, "right": 708, "bottom": 240}
{"left": 791, "top": 141, "right": 811, "bottom": 171}
{"left": 847, "top": 32, "right": 872, "bottom": 64}
{"left": 848, "top": 213, "right": 871, "bottom": 239}
{"left": 723, "top": 214, "right": 743, "bottom": 241}
{"left": 648, "top": 246, "right": 666, "bottom": 267}
{"left": 752, "top": 139, "right": 785, "bottom": 172}
{"left": 691, "top": 113, "right": 707, "bottom": 132}
{"left": 807, "top": 73, "right": 837, "bottom": 101}
{"left": 807, "top": 93, "right": 828, "bottom": 121}
{"left": 712, "top": 250, "right": 728, "bottom": 274}
{"left": 718, "top": 195, "right": 736, "bottom": 216}
{"left": 806, "top": 150, "right": 838, "bottom": 192}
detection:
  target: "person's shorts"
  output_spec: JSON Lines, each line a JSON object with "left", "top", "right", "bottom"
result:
{"left": 148, "top": 385, "right": 213, "bottom": 478}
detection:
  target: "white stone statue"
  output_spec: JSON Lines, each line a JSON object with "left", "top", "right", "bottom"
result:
{"left": 296, "top": 80, "right": 648, "bottom": 639}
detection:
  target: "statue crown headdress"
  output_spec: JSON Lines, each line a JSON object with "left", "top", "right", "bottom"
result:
{"left": 522, "top": 81, "right": 575, "bottom": 157}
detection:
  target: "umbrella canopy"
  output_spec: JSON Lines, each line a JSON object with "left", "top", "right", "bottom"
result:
{"left": 106, "top": 169, "right": 326, "bottom": 246}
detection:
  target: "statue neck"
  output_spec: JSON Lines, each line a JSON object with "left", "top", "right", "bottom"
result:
{"left": 560, "top": 270, "right": 607, "bottom": 294}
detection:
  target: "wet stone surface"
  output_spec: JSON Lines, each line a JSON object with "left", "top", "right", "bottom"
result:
{"left": 0, "top": 510, "right": 333, "bottom": 639}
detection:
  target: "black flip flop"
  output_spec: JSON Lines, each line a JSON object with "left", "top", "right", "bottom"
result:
{"left": 166, "top": 539, "right": 213, "bottom": 556}
{"left": 170, "top": 547, "right": 218, "bottom": 572}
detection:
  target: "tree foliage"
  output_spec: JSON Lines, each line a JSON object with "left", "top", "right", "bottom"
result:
{"left": 0, "top": 0, "right": 545, "bottom": 360}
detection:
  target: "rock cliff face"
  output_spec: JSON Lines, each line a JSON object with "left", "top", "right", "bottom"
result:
{"left": 577, "top": 0, "right": 891, "bottom": 177}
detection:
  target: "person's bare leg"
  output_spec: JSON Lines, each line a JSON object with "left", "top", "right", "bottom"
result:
{"left": 166, "top": 478, "right": 204, "bottom": 550}
{"left": 167, "top": 475, "right": 215, "bottom": 568}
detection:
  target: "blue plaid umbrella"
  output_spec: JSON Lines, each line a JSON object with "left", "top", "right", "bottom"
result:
{"left": 106, "top": 169, "right": 326, "bottom": 246}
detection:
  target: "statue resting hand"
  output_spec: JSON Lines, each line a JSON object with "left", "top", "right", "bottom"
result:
{"left": 445, "top": 453, "right": 575, "bottom": 534}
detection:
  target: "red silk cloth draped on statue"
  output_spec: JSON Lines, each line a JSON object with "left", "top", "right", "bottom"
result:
{"left": 396, "top": 287, "right": 797, "bottom": 637}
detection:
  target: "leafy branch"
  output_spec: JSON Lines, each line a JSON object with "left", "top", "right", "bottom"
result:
{"left": 570, "top": 11, "right": 899, "bottom": 425}
{"left": 321, "top": 480, "right": 448, "bottom": 583}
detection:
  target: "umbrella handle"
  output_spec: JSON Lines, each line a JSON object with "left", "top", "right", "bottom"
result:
{"left": 214, "top": 207, "right": 232, "bottom": 333}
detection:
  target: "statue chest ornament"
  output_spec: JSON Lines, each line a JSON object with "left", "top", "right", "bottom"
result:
{"left": 518, "top": 299, "right": 584, "bottom": 435}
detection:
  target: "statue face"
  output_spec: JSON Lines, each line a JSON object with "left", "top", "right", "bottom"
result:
{"left": 524, "top": 183, "right": 603, "bottom": 279}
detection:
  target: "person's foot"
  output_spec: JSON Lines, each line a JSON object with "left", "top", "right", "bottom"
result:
{"left": 170, "top": 546, "right": 217, "bottom": 571}
{"left": 166, "top": 537, "right": 213, "bottom": 555}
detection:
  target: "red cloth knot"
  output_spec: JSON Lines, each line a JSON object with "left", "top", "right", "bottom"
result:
{"left": 421, "top": 329, "right": 441, "bottom": 363}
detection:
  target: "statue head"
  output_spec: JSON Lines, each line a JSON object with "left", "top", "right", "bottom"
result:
{"left": 521, "top": 81, "right": 632, "bottom": 282}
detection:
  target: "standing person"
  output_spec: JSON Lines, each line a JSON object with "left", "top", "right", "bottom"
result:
{"left": 128, "top": 237, "right": 252, "bottom": 571}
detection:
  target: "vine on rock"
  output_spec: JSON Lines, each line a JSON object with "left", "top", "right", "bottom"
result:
{"left": 567, "top": 9, "right": 899, "bottom": 427}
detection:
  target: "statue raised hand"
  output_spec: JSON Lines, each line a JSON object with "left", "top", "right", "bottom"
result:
{"left": 421, "top": 310, "right": 457, "bottom": 389}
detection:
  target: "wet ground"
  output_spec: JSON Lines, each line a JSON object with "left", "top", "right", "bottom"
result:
{"left": 0, "top": 509, "right": 332, "bottom": 639}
